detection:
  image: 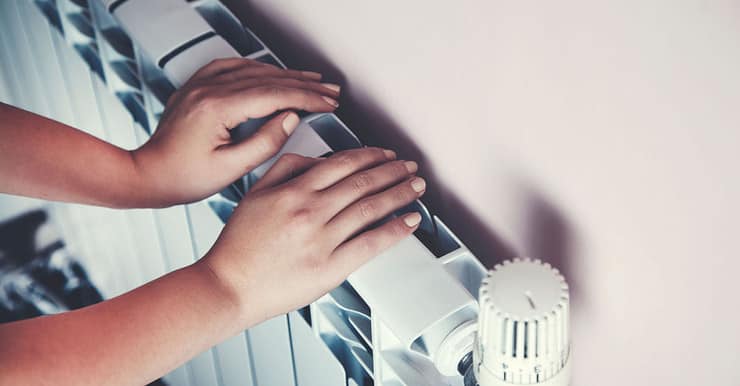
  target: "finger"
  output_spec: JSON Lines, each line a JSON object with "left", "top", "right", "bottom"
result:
{"left": 327, "top": 213, "right": 422, "bottom": 279}
{"left": 225, "top": 77, "right": 340, "bottom": 99}
{"left": 321, "top": 160, "right": 417, "bottom": 214}
{"left": 219, "top": 111, "right": 300, "bottom": 172}
{"left": 220, "top": 86, "right": 339, "bottom": 127}
{"left": 326, "top": 177, "right": 426, "bottom": 242}
{"left": 189, "top": 57, "right": 256, "bottom": 80}
{"left": 250, "top": 153, "right": 322, "bottom": 192}
{"left": 214, "top": 65, "right": 323, "bottom": 83}
{"left": 296, "top": 147, "right": 396, "bottom": 191}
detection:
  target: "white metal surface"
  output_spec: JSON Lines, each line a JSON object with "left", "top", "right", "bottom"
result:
{"left": 111, "top": 0, "right": 213, "bottom": 66}
{"left": 163, "top": 35, "right": 240, "bottom": 86}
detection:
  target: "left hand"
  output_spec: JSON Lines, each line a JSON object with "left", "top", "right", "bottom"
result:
{"left": 131, "top": 58, "right": 340, "bottom": 207}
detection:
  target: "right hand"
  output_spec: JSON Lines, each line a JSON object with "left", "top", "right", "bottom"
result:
{"left": 200, "top": 147, "right": 426, "bottom": 327}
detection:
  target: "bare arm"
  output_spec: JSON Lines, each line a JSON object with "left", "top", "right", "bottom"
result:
{"left": 0, "top": 148, "right": 424, "bottom": 385}
{"left": 0, "top": 264, "right": 238, "bottom": 385}
{"left": 0, "top": 58, "right": 340, "bottom": 208}
{"left": 0, "top": 103, "right": 146, "bottom": 207}
{"left": 0, "top": 58, "right": 425, "bottom": 384}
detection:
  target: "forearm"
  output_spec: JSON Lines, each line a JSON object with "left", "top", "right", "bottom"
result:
{"left": 0, "top": 103, "right": 151, "bottom": 208}
{"left": 0, "top": 262, "right": 244, "bottom": 386}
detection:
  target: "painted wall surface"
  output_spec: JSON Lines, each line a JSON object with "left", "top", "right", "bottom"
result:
{"left": 223, "top": 1, "right": 740, "bottom": 385}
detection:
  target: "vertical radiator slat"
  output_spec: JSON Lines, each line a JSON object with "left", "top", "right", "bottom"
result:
{"left": 15, "top": 1, "right": 74, "bottom": 125}
{"left": 4, "top": 0, "right": 107, "bottom": 290}
{"left": 186, "top": 202, "right": 257, "bottom": 386}
{"left": 179, "top": 203, "right": 224, "bottom": 386}
{"left": 48, "top": 5, "right": 140, "bottom": 298}
{"left": 0, "top": 1, "right": 29, "bottom": 109}
{"left": 11, "top": 0, "right": 104, "bottom": 287}
{"left": 0, "top": 1, "right": 46, "bottom": 113}
{"left": 288, "top": 312, "right": 348, "bottom": 386}
{"left": 247, "top": 316, "right": 298, "bottom": 386}
{"left": 0, "top": 36, "right": 15, "bottom": 103}
{"left": 146, "top": 203, "right": 198, "bottom": 386}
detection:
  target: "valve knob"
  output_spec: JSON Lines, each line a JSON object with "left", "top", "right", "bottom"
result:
{"left": 473, "top": 258, "right": 570, "bottom": 385}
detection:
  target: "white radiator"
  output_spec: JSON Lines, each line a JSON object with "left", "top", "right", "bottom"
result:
{"left": 0, "top": 1, "right": 491, "bottom": 385}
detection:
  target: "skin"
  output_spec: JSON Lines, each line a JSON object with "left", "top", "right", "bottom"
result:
{"left": 0, "top": 58, "right": 425, "bottom": 385}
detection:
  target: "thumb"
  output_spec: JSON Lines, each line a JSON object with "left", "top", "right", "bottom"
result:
{"left": 222, "top": 111, "right": 300, "bottom": 172}
{"left": 250, "top": 153, "right": 322, "bottom": 192}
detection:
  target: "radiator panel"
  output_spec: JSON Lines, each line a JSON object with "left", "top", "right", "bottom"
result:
{"left": 0, "top": 1, "right": 490, "bottom": 385}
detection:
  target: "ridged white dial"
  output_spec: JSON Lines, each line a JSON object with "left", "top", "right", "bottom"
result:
{"left": 474, "top": 258, "right": 570, "bottom": 385}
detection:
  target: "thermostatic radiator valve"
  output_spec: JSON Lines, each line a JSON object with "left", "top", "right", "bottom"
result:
{"left": 461, "top": 258, "right": 571, "bottom": 386}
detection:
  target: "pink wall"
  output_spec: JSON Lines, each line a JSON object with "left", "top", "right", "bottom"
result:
{"left": 224, "top": 1, "right": 740, "bottom": 384}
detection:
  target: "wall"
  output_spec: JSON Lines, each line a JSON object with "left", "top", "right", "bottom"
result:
{"left": 223, "top": 1, "right": 740, "bottom": 385}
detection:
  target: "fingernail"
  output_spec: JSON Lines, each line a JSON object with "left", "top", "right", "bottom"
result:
{"left": 322, "top": 96, "right": 339, "bottom": 107}
{"left": 302, "top": 71, "right": 322, "bottom": 79}
{"left": 404, "top": 212, "right": 422, "bottom": 227}
{"left": 411, "top": 177, "right": 426, "bottom": 192}
{"left": 282, "top": 112, "right": 299, "bottom": 135}
{"left": 404, "top": 161, "right": 418, "bottom": 173}
{"left": 321, "top": 83, "right": 341, "bottom": 93}
{"left": 383, "top": 149, "right": 396, "bottom": 160}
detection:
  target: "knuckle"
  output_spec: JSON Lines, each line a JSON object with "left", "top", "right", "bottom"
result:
{"left": 260, "top": 76, "right": 282, "bottom": 85}
{"left": 267, "top": 85, "right": 283, "bottom": 98}
{"left": 254, "top": 133, "right": 282, "bottom": 155}
{"left": 351, "top": 147, "right": 375, "bottom": 157}
{"left": 391, "top": 220, "right": 410, "bottom": 237}
{"left": 274, "top": 186, "right": 300, "bottom": 206}
{"left": 273, "top": 154, "right": 296, "bottom": 174}
{"left": 279, "top": 153, "right": 301, "bottom": 166}
{"left": 351, "top": 172, "right": 373, "bottom": 192}
{"left": 392, "top": 161, "right": 409, "bottom": 176}
{"left": 186, "top": 87, "right": 214, "bottom": 108}
{"left": 184, "top": 85, "right": 205, "bottom": 99}
{"left": 304, "top": 254, "right": 328, "bottom": 276}
{"left": 332, "top": 152, "right": 356, "bottom": 168}
{"left": 220, "top": 71, "right": 240, "bottom": 83}
{"left": 360, "top": 233, "right": 383, "bottom": 254}
{"left": 357, "top": 200, "right": 376, "bottom": 219}
{"left": 290, "top": 207, "right": 315, "bottom": 225}
{"left": 396, "top": 185, "right": 415, "bottom": 202}
{"left": 360, "top": 147, "right": 385, "bottom": 160}
{"left": 195, "top": 98, "right": 218, "bottom": 115}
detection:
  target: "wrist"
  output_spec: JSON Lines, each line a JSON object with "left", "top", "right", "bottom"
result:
{"left": 191, "top": 256, "right": 255, "bottom": 328}
{"left": 85, "top": 147, "right": 158, "bottom": 209}
{"left": 127, "top": 148, "right": 178, "bottom": 208}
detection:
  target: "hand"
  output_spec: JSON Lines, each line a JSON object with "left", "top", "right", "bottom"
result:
{"left": 200, "top": 147, "right": 427, "bottom": 327}
{"left": 131, "top": 58, "right": 341, "bottom": 207}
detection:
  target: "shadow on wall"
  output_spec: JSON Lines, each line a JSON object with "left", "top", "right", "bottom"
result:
{"left": 222, "top": 1, "right": 581, "bottom": 304}
{"left": 521, "top": 190, "right": 582, "bottom": 306}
